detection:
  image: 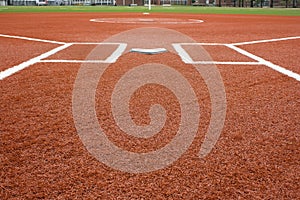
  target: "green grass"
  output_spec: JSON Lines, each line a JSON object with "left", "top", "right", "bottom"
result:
{"left": 0, "top": 6, "right": 299, "bottom": 16}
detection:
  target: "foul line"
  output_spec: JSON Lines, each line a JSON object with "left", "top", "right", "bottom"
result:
{"left": 173, "top": 37, "right": 300, "bottom": 82}
{"left": 0, "top": 34, "right": 66, "bottom": 45}
{"left": 0, "top": 44, "right": 72, "bottom": 80}
{"left": 226, "top": 44, "right": 300, "bottom": 82}
{"left": 0, "top": 34, "right": 129, "bottom": 80}
{"left": 1, "top": 33, "right": 299, "bottom": 81}
{"left": 40, "top": 43, "right": 127, "bottom": 64}
{"left": 173, "top": 44, "right": 262, "bottom": 65}
{"left": 231, "top": 36, "right": 300, "bottom": 46}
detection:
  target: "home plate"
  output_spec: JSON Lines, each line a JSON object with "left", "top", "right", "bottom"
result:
{"left": 130, "top": 48, "right": 168, "bottom": 54}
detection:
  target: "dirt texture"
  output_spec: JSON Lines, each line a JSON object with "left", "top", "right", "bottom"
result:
{"left": 0, "top": 12, "right": 299, "bottom": 199}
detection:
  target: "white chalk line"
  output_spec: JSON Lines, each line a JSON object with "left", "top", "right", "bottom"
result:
{"left": 173, "top": 39, "right": 300, "bottom": 82}
{"left": 173, "top": 44, "right": 261, "bottom": 65}
{"left": 0, "top": 42, "right": 126, "bottom": 80}
{"left": 0, "top": 34, "right": 66, "bottom": 45}
{"left": 40, "top": 43, "right": 127, "bottom": 64}
{"left": 172, "top": 44, "right": 194, "bottom": 64}
{"left": 71, "top": 42, "right": 127, "bottom": 45}
{"left": 191, "top": 61, "right": 262, "bottom": 65}
{"left": 1, "top": 33, "right": 299, "bottom": 81}
{"left": 176, "top": 36, "right": 300, "bottom": 46}
{"left": 231, "top": 36, "right": 300, "bottom": 46}
{"left": 40, "top": 60, "right": 261, "bottom": 66}
{"left": 0, "top": 33, "right": 129, "bottom": 80}
{"left": 40, "top": 60, "right": 113, "bottom": 63}
{"left": 0, "top": 44, "right": 72, "bottom": 80}
{"left": 177, "top": 43, "right": 225, "bottom": 46}
{"left": 105, "top": 43, "right": 127, "bottom": 63}
{"left": 226, "top": 44, "right": 300, "bottom": 82}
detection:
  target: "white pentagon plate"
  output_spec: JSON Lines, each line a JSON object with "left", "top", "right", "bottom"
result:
{"left": 130, "top": 48, "right": 168, "bottom": 55}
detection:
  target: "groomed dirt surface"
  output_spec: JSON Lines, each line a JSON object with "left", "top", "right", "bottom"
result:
{"left": 240, "top": 39, "right": 300, "bottom": 75}
{"left": 1, "top": 12, "right": 300, "bottom": 199}
{"left": 0, "top": 37, "right": 59, "bottom": 71}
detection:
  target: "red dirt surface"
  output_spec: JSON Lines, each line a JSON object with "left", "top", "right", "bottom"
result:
{"left": 0, "top": 37, "right": 59, "bottom": 71}
{"left": 185, "top": 45, "right": 254, "bottom": 62}
{"left": 47, "top": 44, "right": 120, "bottom": 61}
{"left": 239, "top": 39, "right": 300, "bottom": 75}
{"left": 0, "top": 12, "right": 300, "bottom": 199}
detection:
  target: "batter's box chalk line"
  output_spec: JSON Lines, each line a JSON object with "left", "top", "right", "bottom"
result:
{"left": 0, "top": 33, "right": 300, "bottom": 82}
{"left": 172, "top": 42, "right": 300, "bottom": 82}
{"left": 41, "top": 43, "right": 127, "bottom": 64}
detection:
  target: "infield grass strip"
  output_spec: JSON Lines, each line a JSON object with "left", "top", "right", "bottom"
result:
{"left": 0, "top": 6, "right": 299, "bottom": 16}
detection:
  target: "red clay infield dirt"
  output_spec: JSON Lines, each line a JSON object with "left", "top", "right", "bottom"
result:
{"left": 0, "top": 12, "right": 300, "bottom": 199}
